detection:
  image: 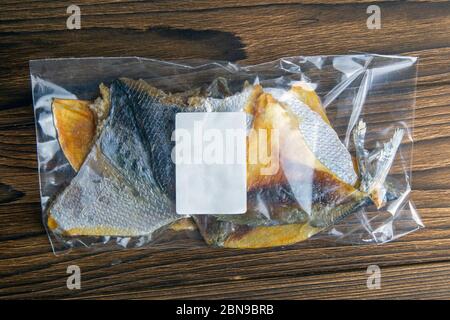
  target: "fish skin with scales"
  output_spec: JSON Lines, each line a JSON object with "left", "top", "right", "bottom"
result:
{"left": 48, "top": 79, "right": 182, "bottom": 237}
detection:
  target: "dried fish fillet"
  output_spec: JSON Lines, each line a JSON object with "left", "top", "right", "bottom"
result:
{"left": 264, "top": 88, "right": 358, "bottom": 186}
{"left": 51, "top": 79, "right": 268, "bottom": 238}
{"left": 195, "top": 215, "right": 321, "bottom": 249}
{"left": 48, "top": 79, "right": 183, "bottom": 237}
{"left": 194, "top": 89, "right": 370, "bottom": 247}
{"left": 224, "top": 223, "right": 320, "bottom": 248}
{"left": 52, "top": 99, "right": 96, "bottom": 171}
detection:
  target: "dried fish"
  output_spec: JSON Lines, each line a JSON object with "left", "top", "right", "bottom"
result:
{"left": 48, "top": 78, "right": 403, "bottom": 248}
{"left": 48, "top": 79, "right": 183, "bottom": 237}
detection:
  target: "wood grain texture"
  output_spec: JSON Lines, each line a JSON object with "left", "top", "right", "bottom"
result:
{"left": 0, "top": 0, "right": 449, "bottom": 300}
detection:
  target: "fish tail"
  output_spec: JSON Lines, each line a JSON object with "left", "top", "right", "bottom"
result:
{"left": 368, "top": 128, "right": 404, "bottom": 208}
{"left": 353, "top": 119, "right": 404, "bottom": 208}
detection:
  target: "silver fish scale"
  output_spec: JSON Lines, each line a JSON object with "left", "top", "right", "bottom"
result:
{"left": 266, "top": 88, "right": 358, "bottom": 186}
{"left": 202, "top": 85, "right": 253, "bottom": 112}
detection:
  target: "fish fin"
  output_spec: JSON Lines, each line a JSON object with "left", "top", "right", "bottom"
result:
{"left": 352, "top": 120, "right": 371, "bottom": 191}
{"left": 344, "top": 69, "right": 372, "bottom": 148}
{"left": 207, "top": 77, "right": 232, "bottom": 98}
{"left": 367, "top": 128, "right": 404, "bottom": 208}
{"left": 90, "top": 83, "right": 111, "bottom": 123}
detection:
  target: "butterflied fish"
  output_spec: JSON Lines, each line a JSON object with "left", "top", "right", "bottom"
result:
{"left": 234, "top": 87, "right": 361, "bottom": 219}
{"left": 48, "top": 78, "right": 190, "bottom": 237}
{"left": 48, "top": 78, "right": 257, "bottom": 237}
{"left": 194, "top": 84, "right": 371, "bottom": 248}
{"left": 119, "top": 79, "right": 262, "bottom": 199}
{"left": 48, "top": 79, "right": 258, "bottom": 236}
{"left": 52, "top": 98, "right": 96, "bottom": 172}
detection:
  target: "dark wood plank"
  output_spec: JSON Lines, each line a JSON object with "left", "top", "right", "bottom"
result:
{"left": 0, "top": 0, "right": 449, "bottom": 299}
{"left": 70, "top": 261, "right": 450, "bottom": 299}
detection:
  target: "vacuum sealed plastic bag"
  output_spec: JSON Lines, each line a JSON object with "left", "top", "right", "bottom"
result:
{"left": 30, "top": 55, "right": 422, "bottom": 254}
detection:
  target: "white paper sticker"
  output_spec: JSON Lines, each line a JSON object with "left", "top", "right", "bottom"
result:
{"left": 174, "top": 112, "right": 247, "bottom": 215}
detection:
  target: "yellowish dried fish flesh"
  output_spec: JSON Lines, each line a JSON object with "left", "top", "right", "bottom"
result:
{"left": 52, "top": 99, "right": 96, "bottom": 172}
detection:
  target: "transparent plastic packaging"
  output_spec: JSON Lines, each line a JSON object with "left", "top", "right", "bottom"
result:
{"left": 30, "top": 55, "right": 422, "bottom": 254}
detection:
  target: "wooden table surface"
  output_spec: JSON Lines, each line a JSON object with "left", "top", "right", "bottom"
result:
{"left": 1, "top": 0, "right": 450, "bottom": 300}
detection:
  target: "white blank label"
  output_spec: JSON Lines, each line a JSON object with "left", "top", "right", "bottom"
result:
{"left": 175, "top": 112, "right": 247, "bottom": 215}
